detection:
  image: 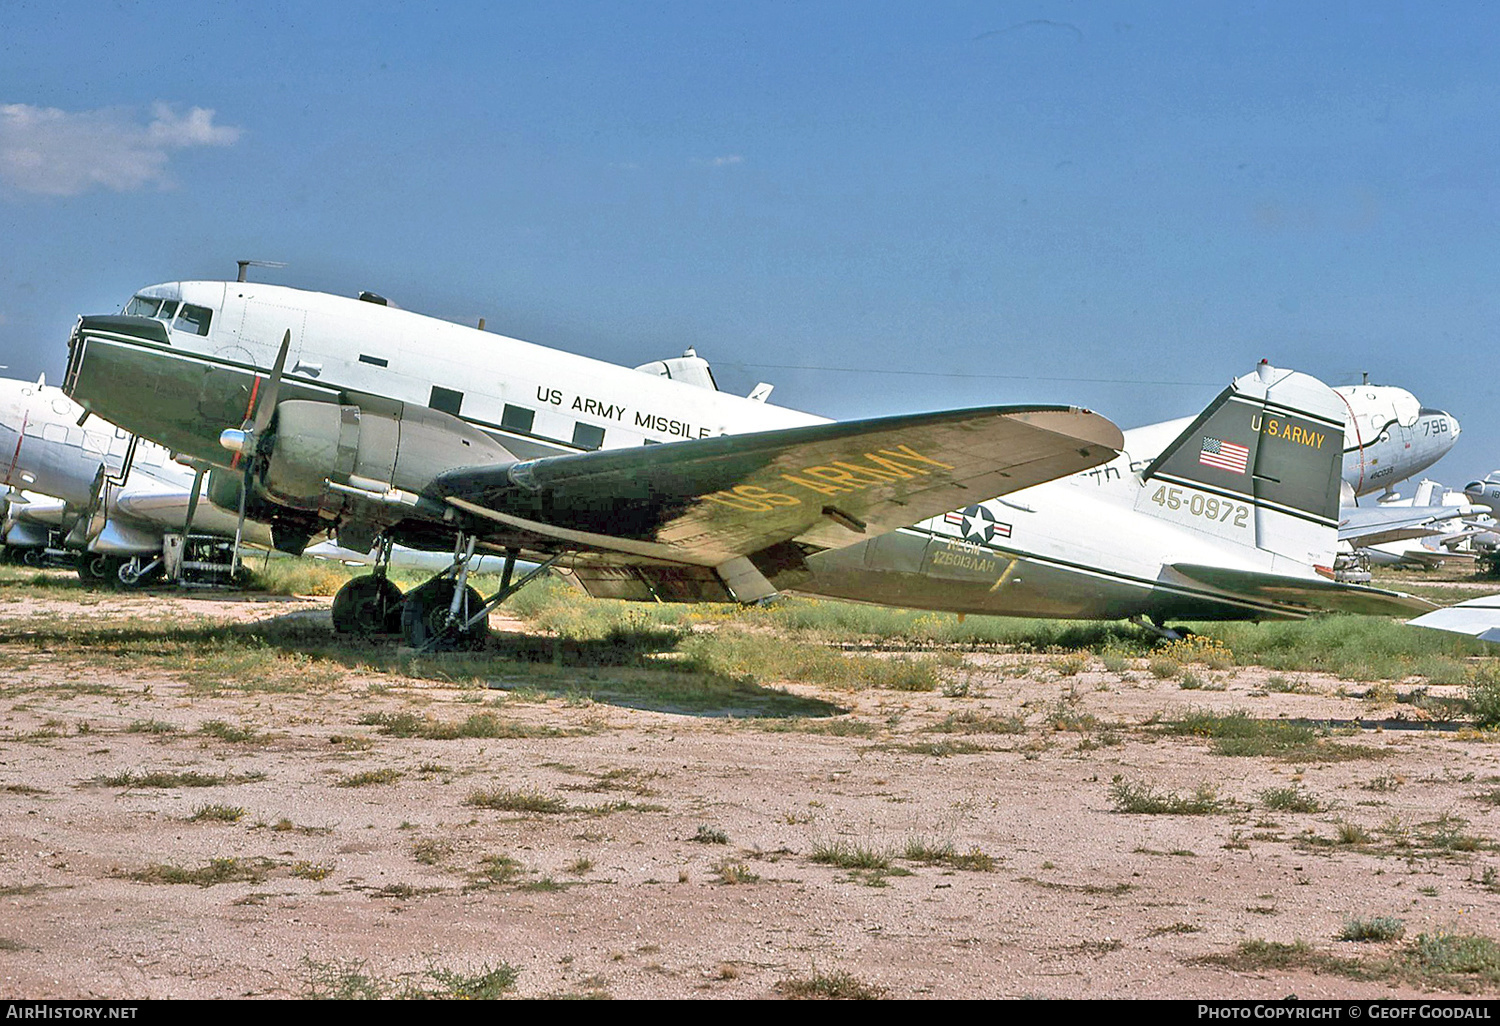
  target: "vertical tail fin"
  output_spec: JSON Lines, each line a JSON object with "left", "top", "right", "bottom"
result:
{"left": 1136, "top": 361, "right": 1344, "bottom": 568}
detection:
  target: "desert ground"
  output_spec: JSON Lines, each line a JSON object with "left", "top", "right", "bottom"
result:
{"left": 1, "top": 568, "right": 1498, "bottom": 999}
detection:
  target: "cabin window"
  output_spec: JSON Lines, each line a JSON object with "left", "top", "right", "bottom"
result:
{"left": 430, "top": 386, "right": 463, "bottom": 416}
{"left": 125, "top": 296, "right": 161, "bottom": 317}
{"left": 174, "top": 304, "right": 213, "bottom": 336}
{"left": 501, "top": 404, "right": 534, "bottom": 434}
{"left": 572, "top": 422, "right": 605, "bottom": 451}
{"left": 157, "top": 300, "right": 180, "bottom": 321}
{"left": 358, "top": 354, "right": 388, "bottom": 368}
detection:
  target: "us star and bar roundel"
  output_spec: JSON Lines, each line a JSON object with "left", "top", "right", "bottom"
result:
{"left": 944, "top": 505, "right": 1012, "bottom": 545}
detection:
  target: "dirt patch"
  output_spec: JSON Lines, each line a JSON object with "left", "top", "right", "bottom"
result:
{"left": 1, "top": 587, "right": 1498, "bottom": 998}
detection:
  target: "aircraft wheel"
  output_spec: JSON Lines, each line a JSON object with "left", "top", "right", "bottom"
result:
{"left": 400, "top": 579, "right": 489, "bottom": 651}
{"left": 332, "top": 575, "right": 405, "bottom": 635}
{"left": 21, "top": 548, "right": 45, "bottom": 568}
{"left": 78, "top": 553, "right": 123, "bottom": 585}
{"left": 117, "top": 558, "right": 163, "bottom": 588}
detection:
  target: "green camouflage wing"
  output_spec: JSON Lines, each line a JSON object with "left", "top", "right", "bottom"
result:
{"left": 436, "top": 405, "right": 1122, "bottom": 567}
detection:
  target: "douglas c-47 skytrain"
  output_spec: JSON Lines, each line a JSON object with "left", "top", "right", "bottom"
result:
{"left": 61, "top": 277, "right": 1433, "bottom": 647}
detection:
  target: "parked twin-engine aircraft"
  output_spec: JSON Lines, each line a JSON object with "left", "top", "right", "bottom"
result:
{"left": 61, "top": 279, "right": 1429, "bottom": 647}
{"left": 63, "top": 281, "right": 1124, "bottom": 644}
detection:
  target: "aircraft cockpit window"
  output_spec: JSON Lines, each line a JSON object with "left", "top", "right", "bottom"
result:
{"left": 125, "top": 296, "right": 162, "bottom": 318}
{"left": 157, "top": 300, "right": 180, "bottom": 321}
{"left": 173, "top": 304, "right": 213, "bottom": 336}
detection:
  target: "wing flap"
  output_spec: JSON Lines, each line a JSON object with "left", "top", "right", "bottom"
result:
{"left": 437, "top": 405, "right": 1122, "bottom": 567}
{"left": 1169, "top": 563, "right": 1436, "bottom": 616}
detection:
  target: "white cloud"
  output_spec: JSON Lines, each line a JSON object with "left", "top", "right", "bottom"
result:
{"left": 0, "top": 102, "right": 241, "bottom": 197}
{"left": 696, "top": 154, "right": 744, "bottom": 168}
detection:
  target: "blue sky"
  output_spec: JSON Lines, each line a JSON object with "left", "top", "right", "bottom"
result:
{"left": 2, "top": 1, "right": 1497, "bottom": 489}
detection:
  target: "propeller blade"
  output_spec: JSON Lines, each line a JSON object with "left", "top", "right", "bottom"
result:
{"left": 251, "top": 329, "right": 293, "bottom": 435}
{"left": 230, "top": 463, "right": 251, "bottom": 576}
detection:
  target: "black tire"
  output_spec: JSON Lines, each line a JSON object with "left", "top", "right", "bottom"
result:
{"left": 331, "top": 575, "right": 405, "bottom": 635}
{"left": 21, "top": 548, "right": 45, "bottom": 568}
{"left": 77, "top": 553, "right": 123, "bottom": 585}
{"left": 400, "top": 579, "right": 489, "bottom": 650}
{"left": 117, "top": 558, "right": 164, "bottom": 588}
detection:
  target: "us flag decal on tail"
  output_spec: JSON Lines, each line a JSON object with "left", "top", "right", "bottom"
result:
{"left": 1199, "top": 437, "right": 1249, "bottom": 474}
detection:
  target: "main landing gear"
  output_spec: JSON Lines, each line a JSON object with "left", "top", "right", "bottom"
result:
{"left": 331, "top": 535, "right": 562, "bottom": 652}
{"left": 75, "top": 553, "right": 163, "bottom": 588}
{"left": 331, "top": 539, "right": 404, "bottom": 635}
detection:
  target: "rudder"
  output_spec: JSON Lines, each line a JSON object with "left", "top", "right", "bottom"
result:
{"left": 1137, "top": 361, "right": 1344, "bottom": 569}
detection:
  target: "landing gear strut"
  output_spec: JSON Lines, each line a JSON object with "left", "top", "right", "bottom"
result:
{"left": 331, "top": 538, "right": 403, "bottom": 635}
{"left": 328, "top": 535, "right": 562, "bottom": 651}
{"left": 404, "top": 539, "right": 562, "bottom": 652}
{"left": 400, "top": 577, "right": 488, "bottom": 650}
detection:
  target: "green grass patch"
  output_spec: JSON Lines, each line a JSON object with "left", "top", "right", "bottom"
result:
{"left": 130, "top": 857, "right": 268, "bottom": 886}
{"left": 691, "top": 825, "right": 729, "bottom": 845}
{"left": 1260, "top": 785, "right": 1323, "bottom": 813}
{"left": 336, "top": 769, "right": 402, "bottom": 787}
{"left": 777, "top": 970, "right": 886, "bottom": 1000}
{"left": 1110, "top": 779, "right": 1226, "bottom": 815}
{"left": 464, "top": 788, "right": 569, "bottom": 814}
{"left": 901, "top": 837, "right": 995, "bottom": 871}
{"left": 1340, "top": 916, "right": 1406, "bottom": 942}
{"left": 1162, "top": 709, "right": 1386, "bottom": 761}
{"left": 99, "top": 769, "right": 251, "bottom": 788}
{"left": 810, "top": 841, "right": 891, "bottom": 870}
{"left": 188, "top": 803, "right": 245, "bottom": 823}
{"left": 198, "top": 720, "right": 258, "bottom": 743}
{"left": 299, "top": 957, "right": 518, "bottom": 1000}
{"left": 359, "top": 710, "right": 563, "bottom": 740}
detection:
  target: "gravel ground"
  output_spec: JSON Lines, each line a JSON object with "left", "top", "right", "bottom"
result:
{"left": 0, "top": 587, "right": 1498, "bottom": 999}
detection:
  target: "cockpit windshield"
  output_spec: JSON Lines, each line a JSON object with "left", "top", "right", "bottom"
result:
{"left": 124, "top": 295, "right": 182, "bottom": 323}
{"left": 124, "top": 295, "right": 161, "bottom": 317}
{"left": 123, "top": 294, "right": 209, "bottom": 336}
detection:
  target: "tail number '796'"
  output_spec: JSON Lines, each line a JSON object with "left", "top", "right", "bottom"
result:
{"left": 1151, "top": 486, "right": 1249, "bottom": 527}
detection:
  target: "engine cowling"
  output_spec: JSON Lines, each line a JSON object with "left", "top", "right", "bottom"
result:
{"left": 260, "top": 399, "right": 516, "bottom": 513}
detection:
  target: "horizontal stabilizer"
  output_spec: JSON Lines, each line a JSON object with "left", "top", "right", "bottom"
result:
{"left": 1407, "top": 596, "right": 1500, "bottom": 643}
{"left": 437, "top": 405, "right": 1123, "bottom": 567}
{"left": 1169, "top": 563, "right": 1435, "bottom": 617}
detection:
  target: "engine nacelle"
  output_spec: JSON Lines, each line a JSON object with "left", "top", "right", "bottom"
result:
{"left": 261, "top": 399, "right": 515, "bottom": 513}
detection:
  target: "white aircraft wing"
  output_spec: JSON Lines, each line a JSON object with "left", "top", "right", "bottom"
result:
{"left": 1408, "top": 596, "right": 1500, "bottom": 643}
{"left": 1338, "top": 505, "right": 1477, "bottom": 549}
